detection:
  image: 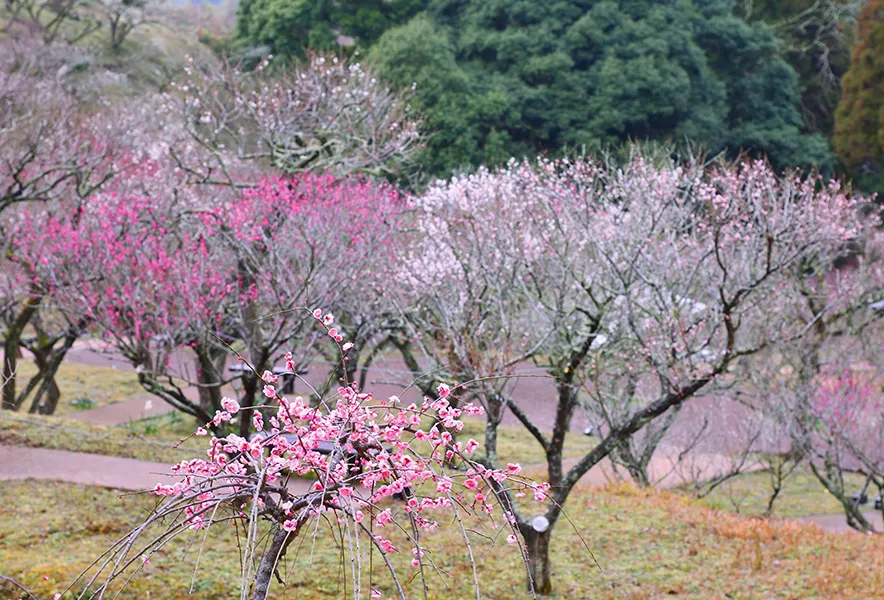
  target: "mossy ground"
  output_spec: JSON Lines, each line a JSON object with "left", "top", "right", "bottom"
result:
{"left": 1, "top": 480, "right": 882, "bottom": 600}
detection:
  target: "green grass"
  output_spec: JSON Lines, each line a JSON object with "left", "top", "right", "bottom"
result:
{"left": 14, "top": 359, "right": 145, "bottom": 416}
{"left": 1, "top": 480, "right": 882, "bottom": 599}
{"left": 0, "top": 412, "right": 203, "bottom": 464}
{"left": 700, "top": 467, "right": 870, "bottom": 518}
{"left": 458, "top": 418, "right": 598, "bottom": 469}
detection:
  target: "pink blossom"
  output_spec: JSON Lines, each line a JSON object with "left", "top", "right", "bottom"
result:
{"left": 376, "top": 509, "right": 393, "bottom": 527}
{"left": 221, "top": 397, "right": 240, "bottom": 414}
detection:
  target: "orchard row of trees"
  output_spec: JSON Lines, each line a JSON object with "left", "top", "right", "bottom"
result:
{"left": 234, "top": 0, "right": 884, "bottom": 192}
{"left": 2, "top": 22, "right": 884, "bottom": 598}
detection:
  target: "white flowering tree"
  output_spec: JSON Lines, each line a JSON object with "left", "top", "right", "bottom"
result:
{"left": 400, "top": 155, "right": 865, "bottom": 592}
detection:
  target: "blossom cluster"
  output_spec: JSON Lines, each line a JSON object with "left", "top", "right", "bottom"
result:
{"left": 153, "top": 314, "right": 545, "bottom": 578}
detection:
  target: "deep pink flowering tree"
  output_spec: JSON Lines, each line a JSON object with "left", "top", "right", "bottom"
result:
{"left": 3, "top": 181, "right": 236, "bottom": 422}
{"left": 39, "top": 170, "right": 406, "bottom": 429}
{"left": 0, "top": 204, "right": 93, "bottom": 413}
{"left": 398, "top": 155, "right": 866, "bottom": 592}
{"left": 0, "top": 43, "right": 133, "bottom": 412}
{"left": 210, "top": 173, "right": 405, "bottom": 437}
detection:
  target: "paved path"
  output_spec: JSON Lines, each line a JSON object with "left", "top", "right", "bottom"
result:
{"left": 0, "top": 445, "right": 313, "bottom": 495}
{"left": 0, "top": 442, "right": 874, "bottom": 533}
{"left": 64, "top": 384, "right": 247, "bottom": 427}
{"left": 66, "top": 392, "right": 177, "bottom": 425}
{"left": 0, "top": 445, "right": 180, "bottom": 491}
{"left": 795, "top": 511, "right": 884, "bottom": 534}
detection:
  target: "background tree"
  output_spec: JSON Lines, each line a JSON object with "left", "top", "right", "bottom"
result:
{"left": 234, "top": 0, "right": 427, "bottom": 59}
{"left": 232, "top": 1, "right": 838, "bottom": 177}
{"left": 97, "top": 0, "right": 167, "bottom": 52}
{"left": 401, "top": 154, "right": 863, "bottom": 593}
{"left": 369, "top": 14, "right": 518, "bottom": 177}
{"left": 737, "top": 0, "right": 863, "bottom": 137}
{"left": 832, "top": 0, "right": 884, "bottom": 194}
{"left": 164, "top": 54, "right": 421, "bottom": 185}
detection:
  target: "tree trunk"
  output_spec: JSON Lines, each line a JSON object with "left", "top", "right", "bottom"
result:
{"left": 611, "top": 440, "right": 651, "bottom": 487}
{"left": 252, "top": 525, "right": 295, "bottom": 600}
{"left": 524, "top": 528, "right": 553, "bottom": 595}
{"left": 1, "top": 296, "right": 40, "bottom": 411}
{"left": 194, "top": 343, "right": 224, "bottom": 416}
{"left": 26, "top": 328, "right": 78, "bottom": 414}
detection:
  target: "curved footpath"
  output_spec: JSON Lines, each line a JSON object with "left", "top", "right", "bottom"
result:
{"left": 0, "top": 340, "right": 879, "bottom": 533}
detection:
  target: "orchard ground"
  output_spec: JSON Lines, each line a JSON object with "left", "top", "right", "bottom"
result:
{"left": 2, "top": 346, "right": 883, "bottom": 598}
{"left": 1, "top": 479, "right": 883, "bottom": 599}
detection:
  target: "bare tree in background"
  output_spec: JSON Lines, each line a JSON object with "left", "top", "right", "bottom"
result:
{"left": 0, "top": 47, "right": 117, "bottom": 214}
{"left": 96, "top": 0, "right": 167, "bottom": 51}
{"left": 759, "top": 222, "right": 884, "bottom": 531}
{"left": 163, "top": 54, "right": 422, "bottom": 186}
{"left": 1, "top": 0, "right": 99, "bottom": 45}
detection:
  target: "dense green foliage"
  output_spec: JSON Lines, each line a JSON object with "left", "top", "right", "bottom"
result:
{"left": 833, "top": 0, "right": 884, "bottom": 193}
{"left": 233, "top": 0, "right": 838, "bottom": 177}
{"left": 234, "top": 0, "right": 427, "bottom": 58}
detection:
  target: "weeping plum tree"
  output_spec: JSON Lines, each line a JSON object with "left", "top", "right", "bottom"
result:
{"left": 71, "top": 314, "right": 546, "bottom": 600}
{"left": 399, "top": 155, "right": 864, "bottom": 593}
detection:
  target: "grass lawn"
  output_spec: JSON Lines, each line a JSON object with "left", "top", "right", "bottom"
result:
{"left": 1, "top": 480, "right": 882, "bottom": 599}
{"left": 0, "top": 412, "right": 204, "bottom": 464}
{"left": 700, "top": 468, "right": 870, "bottom": 518}
{"left": 458, "top": 418, "right": 598, "bottom": 468}
{"left": 13, "top": 359, "right": 144, "bottom": 416}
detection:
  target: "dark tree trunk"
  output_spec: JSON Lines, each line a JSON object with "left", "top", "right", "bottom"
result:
{"left": 2, "top": 296, "right": 40, "bottom": 411}
{"left": 194, "top": 343, "right": 225, "bottom": 416}
{"left": 523, "top": 528, "right": 553, "bottom": 595}
{"left": 252, "top": 524, "right": 296, "bottom": 600}
{"left": 611, "top": 440, "right": 652, "bottom": 487}
{"left": 25, "top": 327, "right": 78, "bottom": 414}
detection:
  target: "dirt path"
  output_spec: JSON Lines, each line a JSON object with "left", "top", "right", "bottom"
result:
{"left": 66, "top": 392, "right": 177, "bottom": 425}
